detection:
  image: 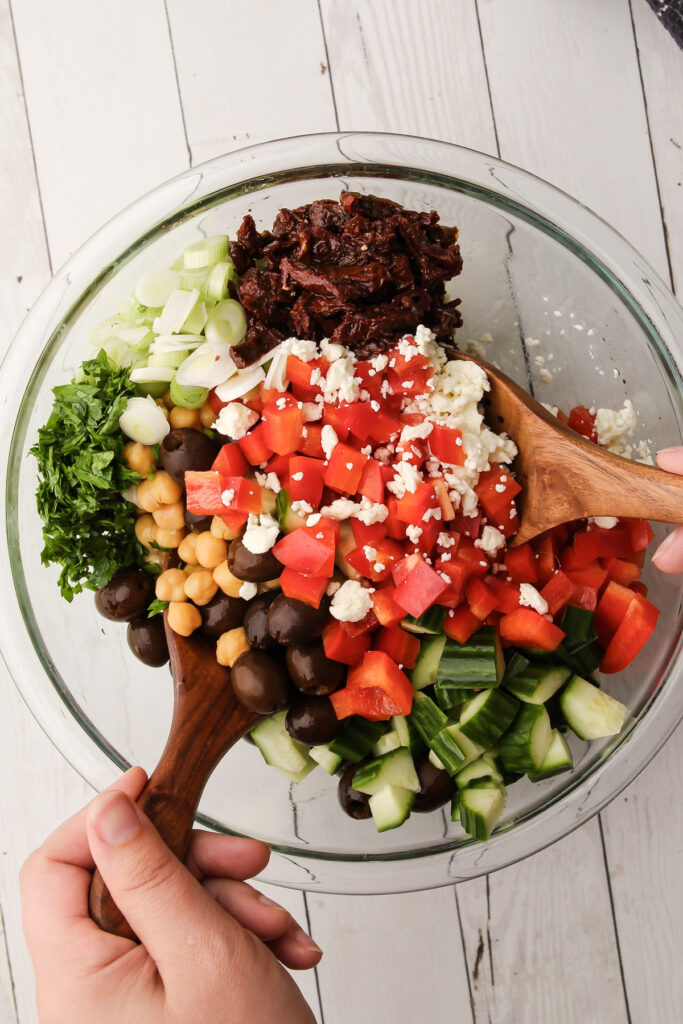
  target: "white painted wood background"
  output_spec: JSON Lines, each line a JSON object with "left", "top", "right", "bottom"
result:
{"left": 0, "top": 1, "right": 681, "bottom": 1021}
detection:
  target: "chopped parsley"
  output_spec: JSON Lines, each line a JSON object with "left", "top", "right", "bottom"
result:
{"left": 30, "top": 350, "right": 144, "bottom": 601}
{"left": 147, "top": 598, "right": 169, "bottom": 618}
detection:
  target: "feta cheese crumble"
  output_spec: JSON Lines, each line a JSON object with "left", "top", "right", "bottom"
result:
{"left": 595, "top": 399, "right": 638, "bottom": 456}
{"left": 238, "top": 581, "right": 258, "bottom": 601}
{"left": 330, "top": 580, "right": 374, "bottom": 622}
{"left": 242, "top": 513, "right": 280, "bottom": 554}
{"left": 213, "top": 402, "right": 259, "bottom": 440}
{"left": 475, "top": 525, "right": 506, "bottom": 556}
{"left": 321, "top": 424, "right": 339, "bottom": 460}
{"left": 518, "top": 583, "right": 549, "bottom": 615}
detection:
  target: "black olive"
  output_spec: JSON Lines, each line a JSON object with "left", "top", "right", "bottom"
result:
{"left": 285, "top": 695, "right": 342, "bottom": 745}
{"left": 127, "top": 616, "right": 169, "bottom": 667}
{"left": 244, "top": 592, "right": 277, "bottom": 650}
{"left": 285, "top": 642, "right": 343, "bottom": 695}
{"left": 412, "top": 756, "right": 454, "bottom": 813}
{"left": 231, "top": 650, "right": 291, "bottom": 714}
{"left": 160, "top": 428, "right": 219, "bottom": 484}
{"left": 337, "top": 761, "right": 371, "bottom": 820}
{"left": 228, "top": 538, "right": 281, "bottom": 583}
{"left": 95, "top": 569, "right": 154, "bottom": 622}
{"left": 200, "top": 591, "right": 247, "bottom": 638}
{"left": 184, "top": 507, "right": 213, "bottom": 533}
{"left": 267, "top": 594, "right": 329, "bottom": 646}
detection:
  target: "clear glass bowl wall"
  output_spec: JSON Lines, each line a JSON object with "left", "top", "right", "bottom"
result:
{"left": 1, "top": 134, "right": 682, "bottom": 893}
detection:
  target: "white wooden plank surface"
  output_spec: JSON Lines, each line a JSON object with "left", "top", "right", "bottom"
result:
{"left": 0, "top": 906, "right": 18, "bottom": 1024}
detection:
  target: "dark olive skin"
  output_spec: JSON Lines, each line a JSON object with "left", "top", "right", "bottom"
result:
{"left": 337, "top": 761, "right": 371, "bottom": 820}
{"left": 228, "top": 538, "right": 281, "bottom": 583}
{"left": 267, "top": 594, "right": 329, "bottom": 646}
{"left": 231, "top": 650, "right": 291, "bottom": 715}
{"left": 412, "top": 756, "right": 454, "bottom": 813}
{"left": 244, "top": 592, "right": 277, "bottom": 650}
{"left": 95, "top": 569, "right": 154, "bottom": 622}
{"left": 127, "top": 616, "right": 169, "bottom": 667}
{"left": 184, "top": 507, "right": 213, "bottom": 533}
{"left": 285, "top": 642, "right": 343, "bottom": 696}
{"left": 160, "top": 428, "right": 219, "bottom": 484}
{"left": 285, "top": 696, "right": 342, "bottom": 745}
{"left": 200, "top": 591, "right": 247, "bottom": 638}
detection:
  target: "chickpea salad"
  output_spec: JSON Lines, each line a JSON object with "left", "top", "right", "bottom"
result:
{"left": 33, "top": 192, "right": 661, "bottom": 839}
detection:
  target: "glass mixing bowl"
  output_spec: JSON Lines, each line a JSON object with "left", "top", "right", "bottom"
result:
{"left": 2, "top": 133, "right": 682, "bottom": 894}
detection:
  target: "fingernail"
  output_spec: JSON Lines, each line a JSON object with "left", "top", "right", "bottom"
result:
{"left": 293, "top": 927, "right": 322, "bottom": 955}
{"left": 652, "top": 530, "right": 676, "bottom": 563}
{"left": 656, "top": 447, "right": 680, "bottom": 456}
{"left": 92, "top": 791, "right": 140, "bottom": 845}
{"left": 258, "top": 894, "right": 281, "bottom": 909}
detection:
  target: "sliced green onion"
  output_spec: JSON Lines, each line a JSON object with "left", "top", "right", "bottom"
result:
{"left": 134, "top": 381, "right": 167, "bottom": 399}
{"left": 175, "top": 340, "right": 237, "bottom": 389}
{"left": 204, "top": 260, "right": 237, "bottom": 301}
{"left": 134, "top": 268, "right": 180, "bottom": 309}
{"left": 150, "top": 334, "right": 204, "bottom": 353}
{"left": 183, "top": 234, "right": 229, "bottom": 269}
{"left": 182, "top": 299, "right": 208, "bottom": 335}
{"left": 115, "top": 325, "right": 152, "bottom": 349}
{"left": 148, "top": 350, "right": 188, "bottom": 369}
{"left": 119, "top": 396, "right": 171, "bottom": 445}
{"left": 100, "top": 337, "right": 134, "bottom": 368}
{"left": 154, "top": 288, "right": 200, "bottom": 335}
{"left": 179, "top": 266, "right": 209, "bottom": 291}
{"left": 204, "top": 299, "right": 247, "bottom": 347}
{"left": 214, "top": 364, "right": 265, "bottom": 403}
{"left": 169, "top": 378, "right": 208, "bottom": 410}
{"left": 130, "top": 365, "right": 175, "bottom": 384}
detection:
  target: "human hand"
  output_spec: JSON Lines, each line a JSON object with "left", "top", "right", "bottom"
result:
{"left": 21, "top": 767, "right": 321, "bottom": 1024}
{"left": 652, "top": 448, "right": 683, "bottom": 572}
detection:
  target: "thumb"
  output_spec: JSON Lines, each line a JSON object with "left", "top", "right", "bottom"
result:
{"left": 86, "top": 790, "right": 239, "bottom": 972}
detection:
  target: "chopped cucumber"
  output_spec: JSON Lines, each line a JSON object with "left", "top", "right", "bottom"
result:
{"left": 276, "top": 488, "right": 309, "bottom": 533}
{"left": 436, "top": 627, "right": 504, "bottom": 690}
{"left": 561, "top": 605, "right": 596, "bottom": 642}
{"left": 309, "top": 743, "right": 344, "bottom": 776}
{"left": 373, "top": 731, "right": 402, "bottom": 756}
{"left": 369, "top": 784, "right": 416, "bottom": 832}
{"left": 328, "top": 717, "right": 388, "bottom": 763}
{"left": 450, "top": 791, "right": 461, "bottom": 822}
{"left": 528, "top": 729, "right": 574, "bottom": 781}
{"left": 498, "top": 704, "right": 553, "bottom": 774}
{"left": 434, "top": 679, "right": 471, "bottom": 713}
{"left": 391, "top": 715, "right": 427, "bottom": 758}
{"left": 250, "top": 711, "right": 315, "bottom": 782}
{"left": 439, "top": 723, "right": 484, "bottom": 770}
{"left": 352, "top": 747, "right": 420, "bottom": 796}
{"left": 402, "top": 607, "right": 447, "bottom": 635}
{"left": 559, "top": 675, "right": 627, "bottom": 740}
{"left": 505, "top": 664, "right": 571, "bottom": 705}
{"left": 429, "top": 749, "right": 446, "bottom": 771}
{"left": 459, "top": 785, "right": 506, "bottom": 841}
{"left": 503, "top": 650, "right": 532, "bottom": 683}
{"left": 459, "top": 689, "right": 520, "bottom": 747}
{"left": 410, "top": 692, "right": 447, "bottom": 741}
{"left": 456, "top": 755, "right": 504, "bottom": 789}
{"left": 411, "top": 633, "right": 446, "bottom": 690}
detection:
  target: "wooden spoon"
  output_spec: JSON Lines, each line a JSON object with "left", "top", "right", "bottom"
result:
{"left": 89, "top": 615, "right": 259, "bottom": 940}
{"left": 454, "top": 352, "right": 683, "bottom": 546}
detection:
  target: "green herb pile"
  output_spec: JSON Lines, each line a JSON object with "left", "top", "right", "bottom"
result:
{"left": 30, "top": 350, "right": 145, "bottom": 600}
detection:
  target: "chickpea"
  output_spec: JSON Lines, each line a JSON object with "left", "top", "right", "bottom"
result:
{"left": 216, "top": 627, "right": 251, "bottom": 668}
{"left": 161, "top": 388, "right": 174, "bottom": 409}
{"left": 155, "top": 400, "right": 170, "bottom": 419}
{"left": 149, "top": 470, "right": 183, "bottom": 507}
{"left": 156, "top": 568, "right": 188, "bottom": 603}
{"left": 195, "top": 531, "right": 228, "bottom": 569}
{"left": 183, "top": 562, "right": 203, "bottom": 576}
{"left": 167, "top": 600, "right": 202, "bottom": 637}
{"left": 210, "top": 516, "right": 242, "bottom": 541}
{"left": 199, "top": 402, "right": 216, "bottom": 428}
{"left": 155, "top": 527, "right": 186, "bottom": 549}
{"left": 184, "top": 568, "right": 218, "bottom": 606}
{"left": 135, "top": 513, "right": 158, "bottom": 549}
{"left": 213, "top": 560, "right": 244, "bottom": 598}
{"left": 137, "top": 478, "right": 162, "bottom": 513}
{"left": 124, "top": 441, "right": 156, "bottom": 477}
{"left": 169, "top": 407, "right": 201, "bottom": 430}
{"left": 258, "top": 578, "right": 282, "bottom": 593}
{"left": 144, "top": 549, "right": 166, "bottom": 569}
{"left": 177, "top": 533, "right": 199, "bottom": 565}
{"left": 152, "top": 500, "right": 186, "bottom": 532}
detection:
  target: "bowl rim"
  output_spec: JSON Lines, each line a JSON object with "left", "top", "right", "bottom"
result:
{"left": 2, "top": 130, "right": 683, "bottom": 893}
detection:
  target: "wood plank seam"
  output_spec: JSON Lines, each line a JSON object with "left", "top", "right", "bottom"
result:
{"left": 0, "top": 904, "right": 19, "bottom": 1024}
{"left": 453, "top": 885, "right": 477, "bottom": 1023}
{"left": 473, "top": 0, "right": 501, "bottom": 157}
{"left": 316, "top": 0, "right": 340, "bottom": 131}
{"left": 302, "top": 892, "right": 326, "bottom": 1024}
{"left": 162, "top": 0, "right": 192, "bottom": 167}
{"left": 597, "top": 816, "right": 633, "bottom": 1024}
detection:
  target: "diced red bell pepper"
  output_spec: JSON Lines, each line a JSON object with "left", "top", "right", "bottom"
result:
{"left": 333, "top": 401, "right": 376, "bottom": 442}
{"left": 393, "top": 481, "right": 439, "bottom": 524}
{"left": 237, "top": 423, "right": 273, "bottom": 466}
{"left": 602, "top": 557, "right": 641, "bottom": 587}
{"left": 454, "top": 542, "right": 490, "bottom": 580}
{"left": 185, "top": 471, "right": 261, "bottom": 516}
{"left": 298, "top": 423, "right": 325, "bottom": 459}
{"left": 280, "top": 568, "right": 328, "bottom": 608}
{"left": 288, "top": 455, "right": 326, "bottom": 506}
{"left": 392, "top": 553, "right": 448, "bottom": 617}
{"left": 396, "top": 438, "right": 428, "bottom": 469}
{"left": 625, "top": 518, "right": 655, "bottom": 552}
{"left": 385, "top": 498, "right": 408, "bottom": 540}
{"left": 433, "top": 478, "right": 456, "bottom": 522}
{"left": 286, "top": 354, "right": 328, "bottom": 395}
{"left": 341, "top": 609, "right": 380, "bottom": 638}
{"left": 207, "top": 387, "right": 227, "bottom": 416}
{"left": 258, "top": 384, "right": 281, "bottom": 407}
{"left": 566, "top": 561, "right": 609, "bottom": 590}
{"left": 322, "top": 620, "right": 371, "bottom": 665}
{"left": 346, "top": 537, "right": 404, "bottom": 583}
{"left": 346, "top": 650, "right": 414, "bottom": 714}
{"left": 444, "top": 605, "right": 482, "bottom": 644}
{"left": 498, "top": 608, "right": 565, "bottom": 652}
{"left": 373, "top": 627, "right": 420, "bottom": 670}
{"left": 484, "top": 575, "right": 521, "bottom": 614}
{"left": 324, "top": 443, "right": 368, "bottom": 495}
{"left": 497, "top": 500, "right": 521, "bottom": 538}
{"left": 428, "top": 423, "right": 466, "bottom": 466}
{"left": 211, "top": 443, "right": 249, "bottom": 477}
{"left": 369, "top": 409, "right": 403, "bottom": 443}
{"left": 266, "top": 453, "right": 291, "bottom": 488}
{"left": 219, "top": 476, "right": 263, "bottom": 515}
{"left": 630, "top": 581, "right": 648, "bottom": 597}
{"left": 387, "top": 352, "right": 433, "bottom": 397}
{"left": 272, "top": 526, "right": 334, "bottom": 577}
{"left": 600, "top": 594, "right": 659, "bottom": 673}
{"left": 572, "top": 525, "right": 636, "bottom": 565}
{"left": 534, "top": 534, "right": 558, "bottom": 584}
{"left": 435, "top": 530, "right": 460, "bottom": 557}
{"left": 261, "top": 394, "right": 304, "bottom": 456}
{"left": 354, "top": 359, "right": 385, "bottom": 401}
{"left": 351, "top": 519, "right": 388, "bottom": 549}
{"left": 220, "top": 510, "right": 249, "bottom": 531}
{"left": 595, "top": 580, "right": 636, "bottom": 646}
{"left": 466, "top": 577, "right": 500, "bottom": 621}
{"left": 504, "top": 543, "right": 539, "bottom": 584}
{"left": 357, "top": 458, "right": 385, "bottom": 504}
{"left": 450, "top": 511, "right": 482, "bottom": 540}
{"left": 406, "top": 519, "right": 441, "bottom": 558}
{"left": 330, "top": 685, "right": 398, "bottom": 722}
{"left": 569, "top": 585, "right": 599, "bottom": 612}
{"left": 539, "top": 570, "right": 577, "bottom": 617}
{"left": 322, "top": 404, "right": 350, "bottom": 442}
{"left": 474, "top": 467, "right": 522, "bottom": 518}
{"left": 434, "top": 557, "right": 469, "bottom": 608}
{"left": 567, "top": 405, "right": 597, "bottom": 442}
{"left": 371, "top": 586, "right": 406, "bottom": 628}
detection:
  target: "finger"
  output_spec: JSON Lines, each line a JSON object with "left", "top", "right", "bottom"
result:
{"left": 86, "top": 791, "right": 242, "bottom": 976}
{"left": 21, "top": 767, "right": 148, "bottom": 970}
{"left": 652, "top": 524, "right": 683, "bottom": 573}
{"left": 267, "top": 917, "right": 323, "bottom": 971}
{"left": 203, "top": 878, "right": 292, "bottom": 942}
{"left": 656, "top": 447, "right": 683, "bottom": 474}
{"left": 186, "top": 832, "right": 270, "bottom": 881}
